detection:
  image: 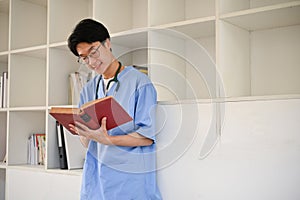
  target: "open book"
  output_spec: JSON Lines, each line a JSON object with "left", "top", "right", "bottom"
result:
{"left": 50, "top": 96, "right": 132, "bottom": 135}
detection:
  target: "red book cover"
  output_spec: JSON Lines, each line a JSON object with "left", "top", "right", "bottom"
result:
{"left": 50, "top": 96, "right": 132, "bottom": 135}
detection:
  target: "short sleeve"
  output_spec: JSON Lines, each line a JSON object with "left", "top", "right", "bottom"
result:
{"left": 134, "top": 82, "right": 157, "bottom": 142}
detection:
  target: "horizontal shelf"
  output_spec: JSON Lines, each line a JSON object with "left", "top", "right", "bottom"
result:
{"left": 8, "top": 106, "right": 47, "bottom": 111}
{"left": 153, "top": 16, "right": 215, "bottom": 29}
{"left": 111, "top": 29, "right": 148, "bottom": 48}
{"left": 158, "top": 98, "right": 217, "bottom": 105}
{"left": 0, "top": 51, "right": 9, "bottom": 57}
{"left": 217, "top": 94, "right": 300, "bottom": 103}
{"left": 46, "top": 168, "right": 82, "bottom": 176}
{"left": 158, "top": 94, "right": 300, "bottom": 105}
{"left": 111, "top": 27, "right": 149, "bottom": 38}
{"left": 49, "top": 42, "right": 68, "bottom": 49}
{"left": 220, "top": 1, "right": 300, "bottom": 31}
{"left": 4, "top": 95, "right": 298, "bottom": 109}
{"left": 48, "top": 105, "right": 76, "bottom": 110}
{"left": 149, "top": 18, "right": 216, "bottom": 41}
{"left": 7, "top": 164, "right": 46, "bottom": 171}
{"left": 0, "top": 108, "right": 8, "bottom": 112}
{"left": 164, "top": 17, "right": 216, "bottom": 39}
{"left": 6, "top": 166, "right": 82, "bottom": 176}
{"left": 10, "top": 45, "right": 47, "bottom": 55}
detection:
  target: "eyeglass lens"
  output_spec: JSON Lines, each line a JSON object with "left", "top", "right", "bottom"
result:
{"left": 78, "top": 45, "right": 101, "bottom": 65}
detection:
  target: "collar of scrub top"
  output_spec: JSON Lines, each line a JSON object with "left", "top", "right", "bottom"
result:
{"left": 95, "top": 61, "right": 122, "bottom": 99}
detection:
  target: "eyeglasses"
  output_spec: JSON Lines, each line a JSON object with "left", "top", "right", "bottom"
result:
{"left": 77, "top": 44, "right": 101, "bottom": 65}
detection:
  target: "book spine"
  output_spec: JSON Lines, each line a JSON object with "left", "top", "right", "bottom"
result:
{"left": 35, "top": 134, "right": 46, "bottom": 165}
{"left": 27, "top": 135, "right": 36, "bottom": 165}
{"left": 2, "top": 72, "right": 7, "bottom": 108}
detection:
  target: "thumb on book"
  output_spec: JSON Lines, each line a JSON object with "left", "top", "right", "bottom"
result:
{"left": 101, "top": 117, "right": 107, "bottom": 130}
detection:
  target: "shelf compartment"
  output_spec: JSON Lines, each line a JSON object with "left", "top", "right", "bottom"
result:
{"left": 0, "top": 0, "right": 9, "bottom": 52}
{"left": 49, "top": 0, "right": 93, "bottom": 44}
{"left": 164, "top": 18, "right": 216, "bottom": 62}
{"left": 10, "top": 0, "right": 47, "bottom": 49}
{"left": 7, "top": 110, "right": 45, "bottom": 166}
{"left": 48, "top": 45, "right": 82, "bottom": 106}
{"left": 94, "top": 0, "right": 148, "bottom": 34}
{"left": 9, "top": 106, "right": 46, "bottom": 111}
{"left": 150, "top": 0, "right": 215, "bottom": 26}
{"left": 220, "top": 1, "right": 300, "bottom": 31}
{"left": 219, "top": 20, "right": 300, "bottom": 97}
{"left": 111, "top": 30, "right": 148, "bottom": 68}
{"left": 10, "top": 48, "right": 47, "bottom": 107}
{"left": 149, "top": 22, "right": 216, "bottom": 101}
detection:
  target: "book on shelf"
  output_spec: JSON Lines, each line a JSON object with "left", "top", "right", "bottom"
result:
{"left": 50, "top": 96, "right": 132, "bottom": 135}
{"left": 0, "top": 72, "right": 8, "bottom": 108}
{"left": 133, "top": 65, "right": 148, "bottom": 75}
{"left": 27, "top": 133, "right": 46, "bottom": 165}
{"left": 69, "top": 71, "right": 92, "bottom": 105}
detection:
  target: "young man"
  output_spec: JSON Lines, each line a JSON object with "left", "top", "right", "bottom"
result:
{"left": 68, "top": 19, "right": 162, "bottom": 200}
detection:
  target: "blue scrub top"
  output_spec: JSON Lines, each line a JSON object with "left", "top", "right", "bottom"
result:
{"left": 79, "top": 66, "right": 162, "bottom": 200}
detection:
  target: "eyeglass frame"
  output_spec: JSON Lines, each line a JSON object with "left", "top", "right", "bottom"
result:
{"left": 77, "top": 43, "right": 103, "bottom": 65}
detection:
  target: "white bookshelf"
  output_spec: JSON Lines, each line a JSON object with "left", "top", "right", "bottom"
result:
{"left": 0, "top": 0, "right": 299, "bottom": 199}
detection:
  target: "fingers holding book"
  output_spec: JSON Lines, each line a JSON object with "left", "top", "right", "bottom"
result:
{"left": 69, "top": 117, "right": 112, "bottom": 145}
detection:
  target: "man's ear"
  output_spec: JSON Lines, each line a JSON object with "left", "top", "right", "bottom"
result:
{"left": 103, "top": 38, "right": 111, "bottom": 49}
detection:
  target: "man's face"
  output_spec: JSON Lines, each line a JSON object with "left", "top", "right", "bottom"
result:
{"left": 76, "top": 40, "right": 113, "bottom": 74}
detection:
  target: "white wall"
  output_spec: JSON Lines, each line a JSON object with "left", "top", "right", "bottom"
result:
{"left": 157, "top": 99, "right": 300, "bottom": 200}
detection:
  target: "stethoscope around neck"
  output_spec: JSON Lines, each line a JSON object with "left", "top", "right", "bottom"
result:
{"left": 95, "top": 61, "right": 122, "bottom": 99}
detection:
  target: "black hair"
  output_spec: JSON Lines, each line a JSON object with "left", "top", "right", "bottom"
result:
{"left": 68, "top": 18, "right": 110, "bottom": 56}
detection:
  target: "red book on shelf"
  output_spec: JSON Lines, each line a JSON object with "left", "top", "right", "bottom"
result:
{"left": 50, "top": 96, "right": 132, "bottom": 135}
